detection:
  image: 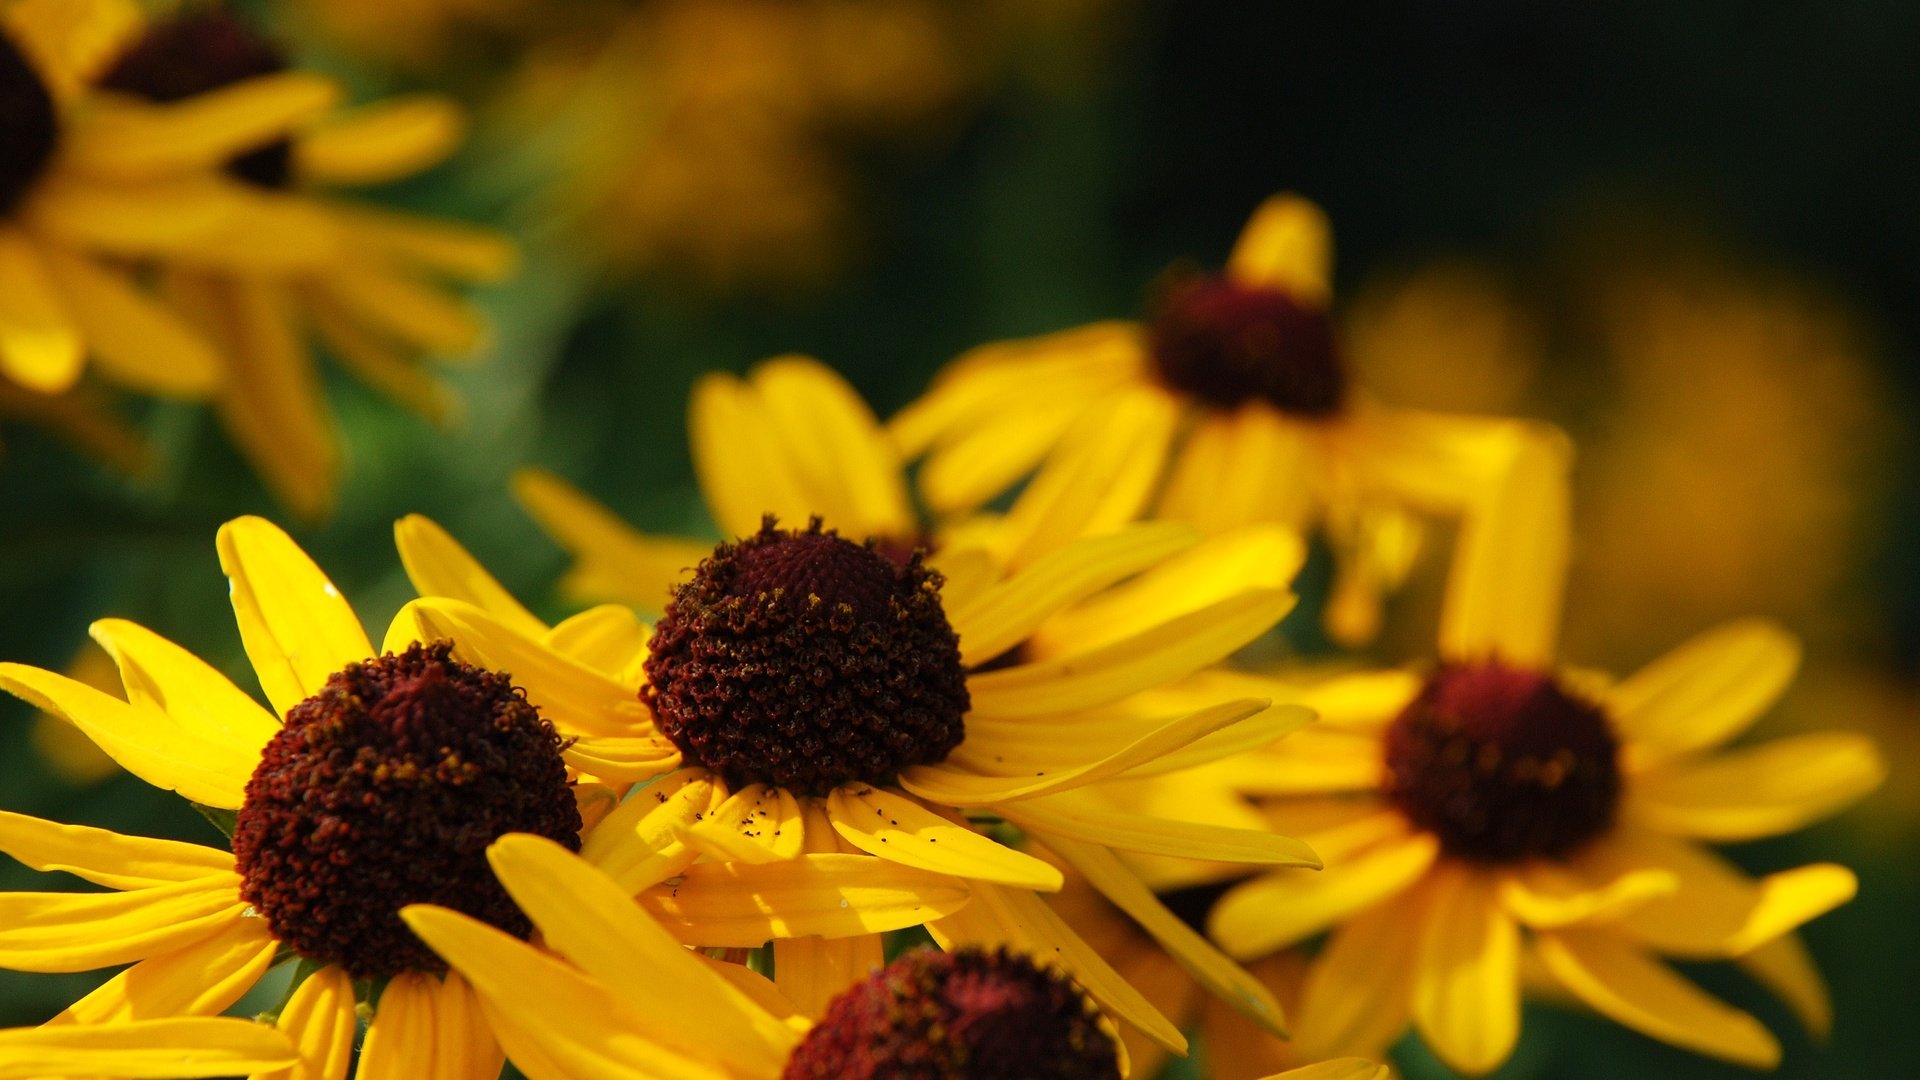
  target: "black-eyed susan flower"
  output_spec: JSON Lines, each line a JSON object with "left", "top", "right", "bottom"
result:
{"left": 0, "top": 1017, "right": 295, "bottom": 1077}
{"left": 403, "top": 833, "right": 1387, "bottom": 1080}
{"left": 1203, "top": 436, "right": 1887, "bottom": 1074}
{"left": 94, "top": 8, "right": 514, "bottom": 518}
{"left": 0, "top": 516, "right": 682, "bottom": 1078}
{"left": 890, "top": 193, "right": 1561, "bottom": 640}
{"left": 402, "top": 505, "right": 1321, "bottom": 1056}
{"left": 0, "top": 0, "right": 336, "bottom": 401}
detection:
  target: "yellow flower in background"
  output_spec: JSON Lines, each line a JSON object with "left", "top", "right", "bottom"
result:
{"left": 0, "top": 516, "right": 670, "bottom": 1078}
{"left": 890, "top": 193, "right": 1558, "bottom": 643}
{"left": 93, "top": 8, "right": 514, "bottom": 518}
{"left": 403, "top": 834, "right": 1387, "bottom": 1080}
{"left": 1200, "top": 438, "right": 1886, "bottom": 1075}
{"left": 0, "top": 1018, "right": 295, "bottom": 1077}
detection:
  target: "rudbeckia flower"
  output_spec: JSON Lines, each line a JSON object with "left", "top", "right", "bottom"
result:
{"left": 0, "top": 0, "right": 334, "bottom": 400}
{"left": 94, "top": 8, "right": 514, "bottom": 518}
{"left": 0, "top": 1017, "right": 295, "bottom": 1078}
{"left": 0, "top": 516, "right": 672, "bottom": 1079}
{"left": 1203, "top": 438, "right": 1887, "bottom": 1074}
{"left": 889, "top": 193, "right": 1557, "bottom": 640}
{"left": 404, "top": 833, "right": 1386, "bottom": 1080}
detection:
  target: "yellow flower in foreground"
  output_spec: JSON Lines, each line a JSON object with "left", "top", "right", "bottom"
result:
{"left": 1204, "top": 440, "right": 1886, "bottom": 1074}
{"left": 404, "top": 834, "right": 1386, "bottom": 1080}
{"left": 96, "top": 8, "right": 514, "bottom": 517}
{"left": 404, "top": 507, "right": 1320, "bottom": 1056}
{"left": 0, "top": 516, "right": 663, "bottom": 1079}
{"left": 0, "top": 1017, "right": 295, "bottom": 1078}
{"left": 889, "top": 193, "right": 1558, "bottom": 641}
{"left": 0, "top": 0, "right": 333, "bottom": 400}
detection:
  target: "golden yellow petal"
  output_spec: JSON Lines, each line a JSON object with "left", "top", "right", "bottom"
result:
{"left": 0, "top": 810, "right": 233, "bottom": 891}
{"left": 1295, "top": 894, "right": 1424, "bottom": 1061}
{"left": 1156, "top": 407, "right": 1316, "bottom": 535}
{"left": 994, "top": 386, "right": 1181, "bottom": 566}
{"left": 394, "top": 515, "right": 546, "bottom": 639}
{"left": 216, "top": 515, "right": 370, "bottom": 715}
{"left": 1627, "top": 732, "right": 1884, "bottom": 840}
{"left": 510, "top": 467, "right": 705, "bottom": 612}
{"left": 637, "top": 853, "right": 971, "bottom": 947}
{"left": 74, "top": 74, "right": 338, "bottom": 179}
{"left": 258, "top": 965, "right": 360, "bottom": 1080}
{"left": 773, "top": 934, "right": 884, "bottom": 1019}
{"left": 89, "top": 617, "right": 280, "bottom": 755}
{"left": 356, "top": 972, "right": 438, "bottom": 1080}
{"left": 825, "top": 785, "right": 1061, "bottom": 890}
{"left": 35, "top": 248, "right": 220, "bottom": 398}
{"left": 1209, "top": 831, "right": 1438, "bottom": 961}
{"left": 0, "top": 229, "right": 82, "bottom": 394}
{"left": 578, "top": 769, "right": 713, "bottom": 893}
{"left": 748, "top": 356, "right": 915, "bottom": 540}
{"left": 1607, "top": 618, "right": 1800, "bottom": 763}
{"left": 1738, "top": 932, "right": 1831, "bottom": 1039}
{"left": 295, "top": 95, "right": 463, "bottom": 187}
{"left": 1225, "top": 193, "right": 1333, "bottom": 304}
{"left": 52, "top": 912, "right": 276, "bottom": 1025}
{"left": 434, "top": 972, "right": 507, "bottom": 1080}
{"left": 541, "top": 605, "right": 650, "bottom": 680}
{"left": 0, "top": 878, "right": 247, "bottom": 972}
{"left": 0, "top": 1017, "right": 296, "bottom": 1079}
{"left": 1436, "top": 424, "right": 1572, "bottom": 668}
{"left": 330, "top": 205, "right": 514, "bottom": 282}
{"left": 683, "top": 783, "right": 808, "bottom": 865}
{"left": 1409, "top": 864, "right": 1520, "bottom": 1075}
{"left": 308, "top": 267, "right": 484, "bottom": 357}
{"left": 1498, "top": 861, "right": 1677, "bottom": 929}
{"left": 998, "top": 789, "right": 1320, "bottom": 867}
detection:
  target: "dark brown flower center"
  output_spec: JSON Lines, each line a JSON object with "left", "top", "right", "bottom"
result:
{"left": 643, "top": 517, "right": 969, "bottom": 797}
{"left": 1147, "top": 273, "right": 1346, "bottom": 416}
{"left": 0, "top": 32, "right": 58, "bottom": 217}
{"left": 1384, "top": 662, "right": 1622, "bottom": 863}
{"left": 783, "top": 947, "right": 1120, "bottom": 1080}
{"left": 98, "top": 12, "right": 293, "bottom": 189}
{"left": 232, "top": 643, "right": 581, "bottom": 979}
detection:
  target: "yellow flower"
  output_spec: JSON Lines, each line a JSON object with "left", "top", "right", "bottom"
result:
{"left": 0, "top": 516, "right": 665, "bottom": 1079}
{"left": 94, "top": 7, "right": 514, "bottom": 518}
{"left": 403, "top": 834, "right": 1386, "bottom": 1080}
{"left": 1202, "top": 438, "right": 1886, "bottom": 1074}
{"left": 0, "top": 1017, "right": 295, "bottom": 1077}
{"left": 890, "top": 193, "right": 1557, "bottom": 641}
{"left": 0, "top": 0, "right": 335, "bottom": 401}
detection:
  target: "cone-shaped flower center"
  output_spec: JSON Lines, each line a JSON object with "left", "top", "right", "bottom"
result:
{"left": 644, "top": 518, "right": 969, "bottom": 797}
{"left": 783, "top": 947, "right": 1120, "bottom": 1080}
{"left": 0, "top": 32, "right": 58, "bottom": 217}
{"left": 1384, "top": 662, "right": 1622, "bottom": 863}
{"left": 1148, "top": 273, "right": 1346, "bottom": 416}
{"left": 232, "top": 643, "right": 581, "bottom": 979}
{"left": 98, "top": 12, "right": 293, "bottom": 188}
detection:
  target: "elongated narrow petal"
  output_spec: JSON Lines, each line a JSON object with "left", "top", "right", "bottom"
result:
{"left": 255, "top": 964, "right": 357, "bottom": 1080}
{"left": 510, "top": 468, "right": 707, "bottom": 611}
{"left": 0, "top": 1017, "right": 297, "bottom": 1079}
{"left": 1209, "top": 831, "right": 1437, "bottom": 960}
{"left": 564, "top": 735, "right": 682, "bottom": 784}
{"left": 89, "top": 618, "right": 280, "bottom": 752}
{"left": 357, "top": 972, "right": 438, "bottom": 1080}
{"left": 826, "top": 785, "right": 1061, "bottom": 890}
{"left": 749, "top": 357, "right": 915, "bottom": 540}
{"left": 682, "top": 784, "right": 807, "bottom": 865}
{"left": 1270, "top": 1061, "right": 1392, "bottom": 1080}
{"left": 1437, "top": 425, "right": 1572, "bottom": 668}
{"left": 995, "top": 387, "right": 1182, "bottom": 566}
{"left": 578, "top": 770, "right": 714, "bottom": 893}
{"left": 53, "top": 912, "right": 277, "bottom": 1025}
{"left": 1738, "top": 932, "right": 1831, "bottom": 1039}
{"left": 1158, "top": 408, "right": 1315, "bottom": 534}
{"left": 1536, "top": 928, "right": 1780, "bottom": 1068}
{"left": 1498, "top": 862, "right": 1677, "bottom": 929}
{"left": 1296, "top": 895, "right": 1424, "bottom": 1061}
{"left": 0, "top": 810, "right": 233, "bottom": 891}
{"left": 294, "top": 95, "right": 463, "bottom": 187}
{"left": 75, "top": 73, "right": 339, "bottom": 178}
{"left": 997, "top": 790, "right": 1320, "bottom": 867}
{"left": 395, "top": 516, "right": 546, "bottom": 639}
{"left": 0, "top": 878, "right": 247, "bottom": 972}
{"left": 1607, "top": 619, "right": 1800, "bottom": 762}
{"left": 216, "top": 516, "right": 371, "bottom": 716}
{"left": 1626, "top": 732, "right": 1884, "bottom": 840}
{"left": 691, "top": 371, "right": 820, "bottom": 538}
{"left": 35, "top": 247, "right": 220, "bottom": 397}
{"left": 1411, "top": 865, "right": 1520, "bottom": 1075}
{"left": 331, "top": 205, "right": 515, "bottom": 281}
{"left": 434, "top": 972, "right": 507, "bottom": 1080}
{"left": 0, "top": 229, "right": 82, "bottom": 394}
{"left": 637, "top": 854, "right": 970, "bottom": 947}
{"left": 542, "top": 605, "right": 650, "bottom": 680}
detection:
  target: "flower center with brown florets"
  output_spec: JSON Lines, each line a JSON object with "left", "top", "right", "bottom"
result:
{"left": 643, "top": 517, "right": 969, "bottom": 797}
{"left": 0, "top": 32, "right": 57, "bottom": 217}
{"left": 98, "top": 12, "right": 292, "bottom": 189}
{"left": 1384, "top": 662, "right": 1622, "bottom": 863}
{"left": 232, "top": 642, "right": 581, "bottom": 979}
{"left": 783, "top": 947, "right": 1120, "bottom": 1080}
{"left": 1147, "top": 272, "right": 1346, "bottom": 416}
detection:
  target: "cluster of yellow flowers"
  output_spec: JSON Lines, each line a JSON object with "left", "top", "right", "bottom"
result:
{"left": 0, "top": 3, "right": 1886, "bottom": 1080}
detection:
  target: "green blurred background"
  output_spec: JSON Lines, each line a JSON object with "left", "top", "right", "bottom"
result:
{"left": 1, "top": 2, "right": 1914, "bottom": 1077}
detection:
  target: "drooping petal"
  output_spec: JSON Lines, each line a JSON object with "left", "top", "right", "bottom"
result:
{"left": 394, "top": 515, "right": 546, "bottom": 639}
{"left": 216, "top": 515, "right": 371, "bottom": 716}
{"left": 1157, "top": 407, "right": 1315, "bottom": 535}
{"left": 0, "top": 810, "right": 233, "bottom": 891}
{"left": 257, "top": 965, "right": 358, "bottom": 1080}
{"left": 0, "top": 878, "right": 247, "bottom": 972}
{"left": 1535, "top": 928, "right": 1781, "bottom": 1069}
{"left": 1606, "top": 619, "right": 1801, "bottom": 763}
{"left": 564, "top": 734, "right": 683, "bottom": 784}
{"left": 356, "top": 972, "right": 438, "bottom": 1080}
{"left": 309, "top": 267, "right": 484, "bottom": 357}
{"left": 1410, "top": 864, "right": 1520, "bottom": 1076}
{"left": 825, "top": 785, "right": 1061, "bottom": 890}
{"left": 0, "top": 1017, "right": 298, "bottom": 1079}
{"left": 1209, "top": 831, "right": 1438, "bottom": 960}
{"left": 434, "top": 972, "right": 507, "bottom": 1080}
{"left": 1625, "top": 732, "right": 1884, "bottom": 840}
{"left": 637, "top": 853, "right": 971, "bottom": 947}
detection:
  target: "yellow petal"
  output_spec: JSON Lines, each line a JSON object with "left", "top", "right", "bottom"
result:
{"left": 1225, "top": 193, "right": 1333, "bottom": 304}
{"left": 357, "top": 972, "right": 438, "bottom": 1080}
{"left": 748, "top": 356, "right": 915, "bottom": 540}
{"left": 565, "top": 734, "right": 682, "bottom": 784}
{"left": 1296, "top": 895, "right": 1423, "bottom": 1061}
{"left": 305, "top": 283, "right": 462, "bottom": 426}
{"left": 35, "top": 248, "right": 220, "bottom": 397}
{"left": 637, "top": 853, "right": 971, "bottom": 947}
{"left": 259, "top": 965, "right": 368, "bottom": 1080}
{"left": 1535, "top": 928, "right": 1780, "bottom": 1068}
{"left": 1626, "top": 732, "right": 1882, "bottom": 841}
{"left": 0, "top": 1017, "right": 297, "bottom": 1079}
{"left": 826, "top": 785, "right": 1061, "bottom": 890}
{"left": 1607, "top": 619, "right": 1800, "bottom": 763}
{"left": 393, "top": 597, "right": 649, "bottom": 739}
{"left": 53, "top": 912, "right": 276, "bottom": 1025}
{"left": 1436, "top": 424, "right": 1572, "bottom": 668}
{"left": 434, "top": 972, "right": 507, "bottom": 1080}
{"left": 89, "top": 617, "right": 281, "bottom": 755}
{"left": 331, "top": 205, "right": 514, "bottom": 282}
{"left": 995, "top": 386, "right": 1181, "bottom": 566}
{"left": 1201, "top": 727, "right": 1385, "bottom": 796}
{"left": 1046, "top": 833, "right": 1287, "bottom": 1035}
{"left": 689, "top": 370, "right": 821, "bottom": 538}
{"left": 395, "top": 515, "right": 547, "bottom": 639}
{"left": 0, "top": 229, "right": 82, "bottom": 393}
{"left": 542, "top": 605, "right": 649, "bottom": 679}
{"left": 1209, "top": 831, "right": 1438, "bottom": 960}
{"left": 948, "top": 521, "right": 1198, "bottom": 666}
{"left": 216, "top": 515, "right": 371, "bottom": 716}
{"left": 997, "top": 789, "right": 1320, "bottom": 867}
{"left": 1738, "top": 931, "right": 1831, "bottom": 1039}
{"left": 682, "top": 783, "right": 808, "bottom": 865}
{"left": 1498, "top": 861, "right": 1677, "bottom": 929}
{"left": 511, "top": 468, "right": 706, "bottom": 611}
{"left": 0, "top": 0, "right": 143, "bottom": 102}
{"left": 0, "top": 878, "right": 245, "bottom": 972}
{"left": 75, "top": 73, "right": 339, "bottom": 178}
{"left": 1156, "top": 407, "right": 1315, "bottom": 534}
{"left": 774, "top": 933, "right": 884, "bottom": 1019}
{"left": 1410, "top": 864, "right": 1520, "bottom": 1076}
{"left": 309, "top": 267, "right": 485, "bottom": 356}
{"left": 578, "top": 769, "right": 713, "bottom": 892}
{"left": 904, "top": 697, "right": 1279, "bottom": 806}
{"left": 295, "top": 95, "right": 463, "bottom": 187}
{"left": 0, "top": 810, "right": 233, "bottom": 891}
{"left": 1290, "top": 669, "right": 1422, "bottom": 730}
{"left": 487, "top": 833, "right": 800, "bottom": 1074}
{"left": 963, "top": 588, "right": 1294, "bottom": 719}
{"left": 1113, "top": 701, "right": 1319, "bottom": 779}
{"left": 0, "top": 662, "right": 254, "bottom": 807}
{"left": 926, "top": 879, "right": 1187, "bottom": 1056}
{"left": 1268, "top": 1062, "right": 1393, "bottom": 1080}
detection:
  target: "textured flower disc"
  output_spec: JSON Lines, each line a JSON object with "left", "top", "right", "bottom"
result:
{"left": 783, "top": 947, "right": 1120, "bottom": 1080}
{"left": 644, "top": 517, "right": 969, "bottom": 797}
{"left": 98, "top": 11, "right": 293, "bottom": 188}
{"left": 1384, "top": 661, "right": 1622, "bottom": 863}
{"left": 1147, "top": 272, "right": 1346, "bottom": 415}
{"left": 0, "top": 30, "right": 57, "bottom": 216}
{"left": 232, "top": 642, "right": 581, "bottom": 979}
